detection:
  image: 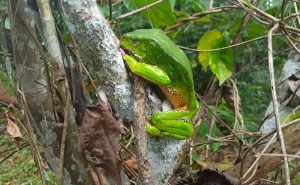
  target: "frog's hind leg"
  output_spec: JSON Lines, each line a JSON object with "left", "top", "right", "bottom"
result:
{"left": 147, "top": 111, "right": 194, "bottom": 139}
{"left": 124, "top": 55, "right": 171, "bottom": 86}
{"left": 146, "top": 124, "right": 188, "bottom": 140}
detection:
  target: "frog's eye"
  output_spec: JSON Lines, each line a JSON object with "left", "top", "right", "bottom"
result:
{"left": 131, "top": 39, "right": 139, "bottom": 46}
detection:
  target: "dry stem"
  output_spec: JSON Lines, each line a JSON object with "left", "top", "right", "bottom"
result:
{"left": 267, "top": 23, "right": 290, "bottom": 185}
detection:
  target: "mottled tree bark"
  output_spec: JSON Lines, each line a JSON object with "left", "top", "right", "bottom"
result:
{"left": 8, "top": 0, "right": 93, "bottom": 184}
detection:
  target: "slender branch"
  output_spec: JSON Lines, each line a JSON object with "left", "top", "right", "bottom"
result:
{"left": 242, "top": 134, "right": 277, "bottom": 183}
{"left": 283, "top": 12, "right": 300, "bottom": 21}
{"left": 267, "top": 23, "right": 290, "bottom": 185}
{"left": 165, "top": 6, "right": 240, "bottom": 33}
{"left": 281, "top": 0, "right": 287, "bottom": 20}
{"left": 58, "top": 93, "right": 71, "bottom": 185}
{"left": 132, "top": 76, "right": 155, "bottom": 185}
{"left": 292, "top": 2, "right": 300, "bottom": 27}
{"left": 178, "top": 34, "right": 281, "bottom": 52}
{"left": 116, "top": 0, "right": 167, "bottom": 20}
{"left": 280, "top": 28, "right": 300, "bottom": 55}
{"left": 255, "top": 153, "right": 300, "bottom": 158}
{"left": 197, "top": 95, "right": 241, "bottom": 140}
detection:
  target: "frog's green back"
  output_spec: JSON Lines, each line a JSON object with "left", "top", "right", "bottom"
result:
{"left": 121, "top": 29, "right": 197, "bottom": 109}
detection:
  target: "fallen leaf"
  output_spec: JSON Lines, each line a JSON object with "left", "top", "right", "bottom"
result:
{"left": 6, "top": 118, "right": 22, "bottom": 139}
{"left": 78, "top": 101, "right": 122, "bottom": 185}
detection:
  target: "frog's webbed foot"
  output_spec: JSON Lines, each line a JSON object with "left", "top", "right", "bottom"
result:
{"left": 146, "top": 111, "right": 194, "bottom": 140}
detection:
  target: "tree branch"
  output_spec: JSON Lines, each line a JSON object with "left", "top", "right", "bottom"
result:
{"left": 133, "top": 76, "right": 155, "bottom": 185}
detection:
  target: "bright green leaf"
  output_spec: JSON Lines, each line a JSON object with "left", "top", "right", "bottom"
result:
{"left": 197, "top": 29, "right": 233, "bottom": 85}
{"left": 209, "top": 55, "right": 233, "bottom": 85}
{"left": 197, "top": 29, "right": 223, "bottom": 69}
{"left": 123, "top": 0, "right": 177, "bottom": 28}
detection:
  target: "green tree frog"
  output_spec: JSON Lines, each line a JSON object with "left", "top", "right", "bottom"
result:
{"left": 121, "top": 29, "right": 199, "bottom": 140}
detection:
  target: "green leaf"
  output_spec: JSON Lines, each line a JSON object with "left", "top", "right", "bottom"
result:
{"left": 210, "top": 55, "right": 233, "bottom": 85}
{"left": 197, "top": 29, "right": 233, "bottom": 85}
{"left": 245, "top": 21, "right": 267, "bottom": 39}
{"left": 123, "top": 0, "right": 177, "bottom": 28}
{"left": 197, "top": 29, "right": 222, "bottom": 69}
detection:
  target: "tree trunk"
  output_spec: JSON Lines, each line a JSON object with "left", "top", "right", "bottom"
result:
{"left": 8, "top": 0, "right": 93, "bottom": 184}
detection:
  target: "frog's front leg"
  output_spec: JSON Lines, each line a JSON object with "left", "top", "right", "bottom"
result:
{"left": 146, "top": 111, "right": 195, "bottom": 140}
{"left": 124, "top": 55, "right": 171, "bottom": 86}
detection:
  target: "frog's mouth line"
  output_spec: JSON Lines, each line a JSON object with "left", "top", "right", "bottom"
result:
{"left": 121, "top": 47, "right": 146, "bottom": 64}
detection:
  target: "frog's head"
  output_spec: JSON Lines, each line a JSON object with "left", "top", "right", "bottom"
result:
{"left": 121, "top": 29, "right": 163, "bottom": 59}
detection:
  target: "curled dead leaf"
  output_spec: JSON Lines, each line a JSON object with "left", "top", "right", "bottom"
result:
{"left": 78, "top": 101, "right": 122, "bottom": 185}
{"left": 6, "top": 118, "right": 22, "bottom": 139}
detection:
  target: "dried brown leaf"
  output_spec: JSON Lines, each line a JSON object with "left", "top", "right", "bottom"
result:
{"left": 78, "top": 101, "right": 122, "bottom": 185}
{"left": 6, "top": 118, "right": 22, "bottom": 139}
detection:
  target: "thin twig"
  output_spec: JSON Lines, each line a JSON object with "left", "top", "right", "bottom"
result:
{"left": 197, "top": 95, "right": 241, "bottom": 140}
{"left": 178, "top": 34, "right": 282, "bottom": 52}
{"left": 255, "top": 153, "right": 300, "bottom": 158}
{"left": 242, "top": 134, "right": 276, "bottom": 183}
{"left": 267, "top": 23, "right": 290, "bottom": 185}
{"left": 292, "top": 2, "right": 300, "bottom": 27}
{"left": 58, "top": 93, "right": 71, "bottom": 185}
{"left": 116, "top": 0, "right": 167, "bottom": 20}
{"left": 165, "top": 6, "right": 240, "bottom": 33}
{"left": 283, "top": 12, "right": 300, "bottom": 21}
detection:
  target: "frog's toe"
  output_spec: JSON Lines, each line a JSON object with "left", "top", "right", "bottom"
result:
{"left": 146, "top": 124, "right": 162, "bottom": 137}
